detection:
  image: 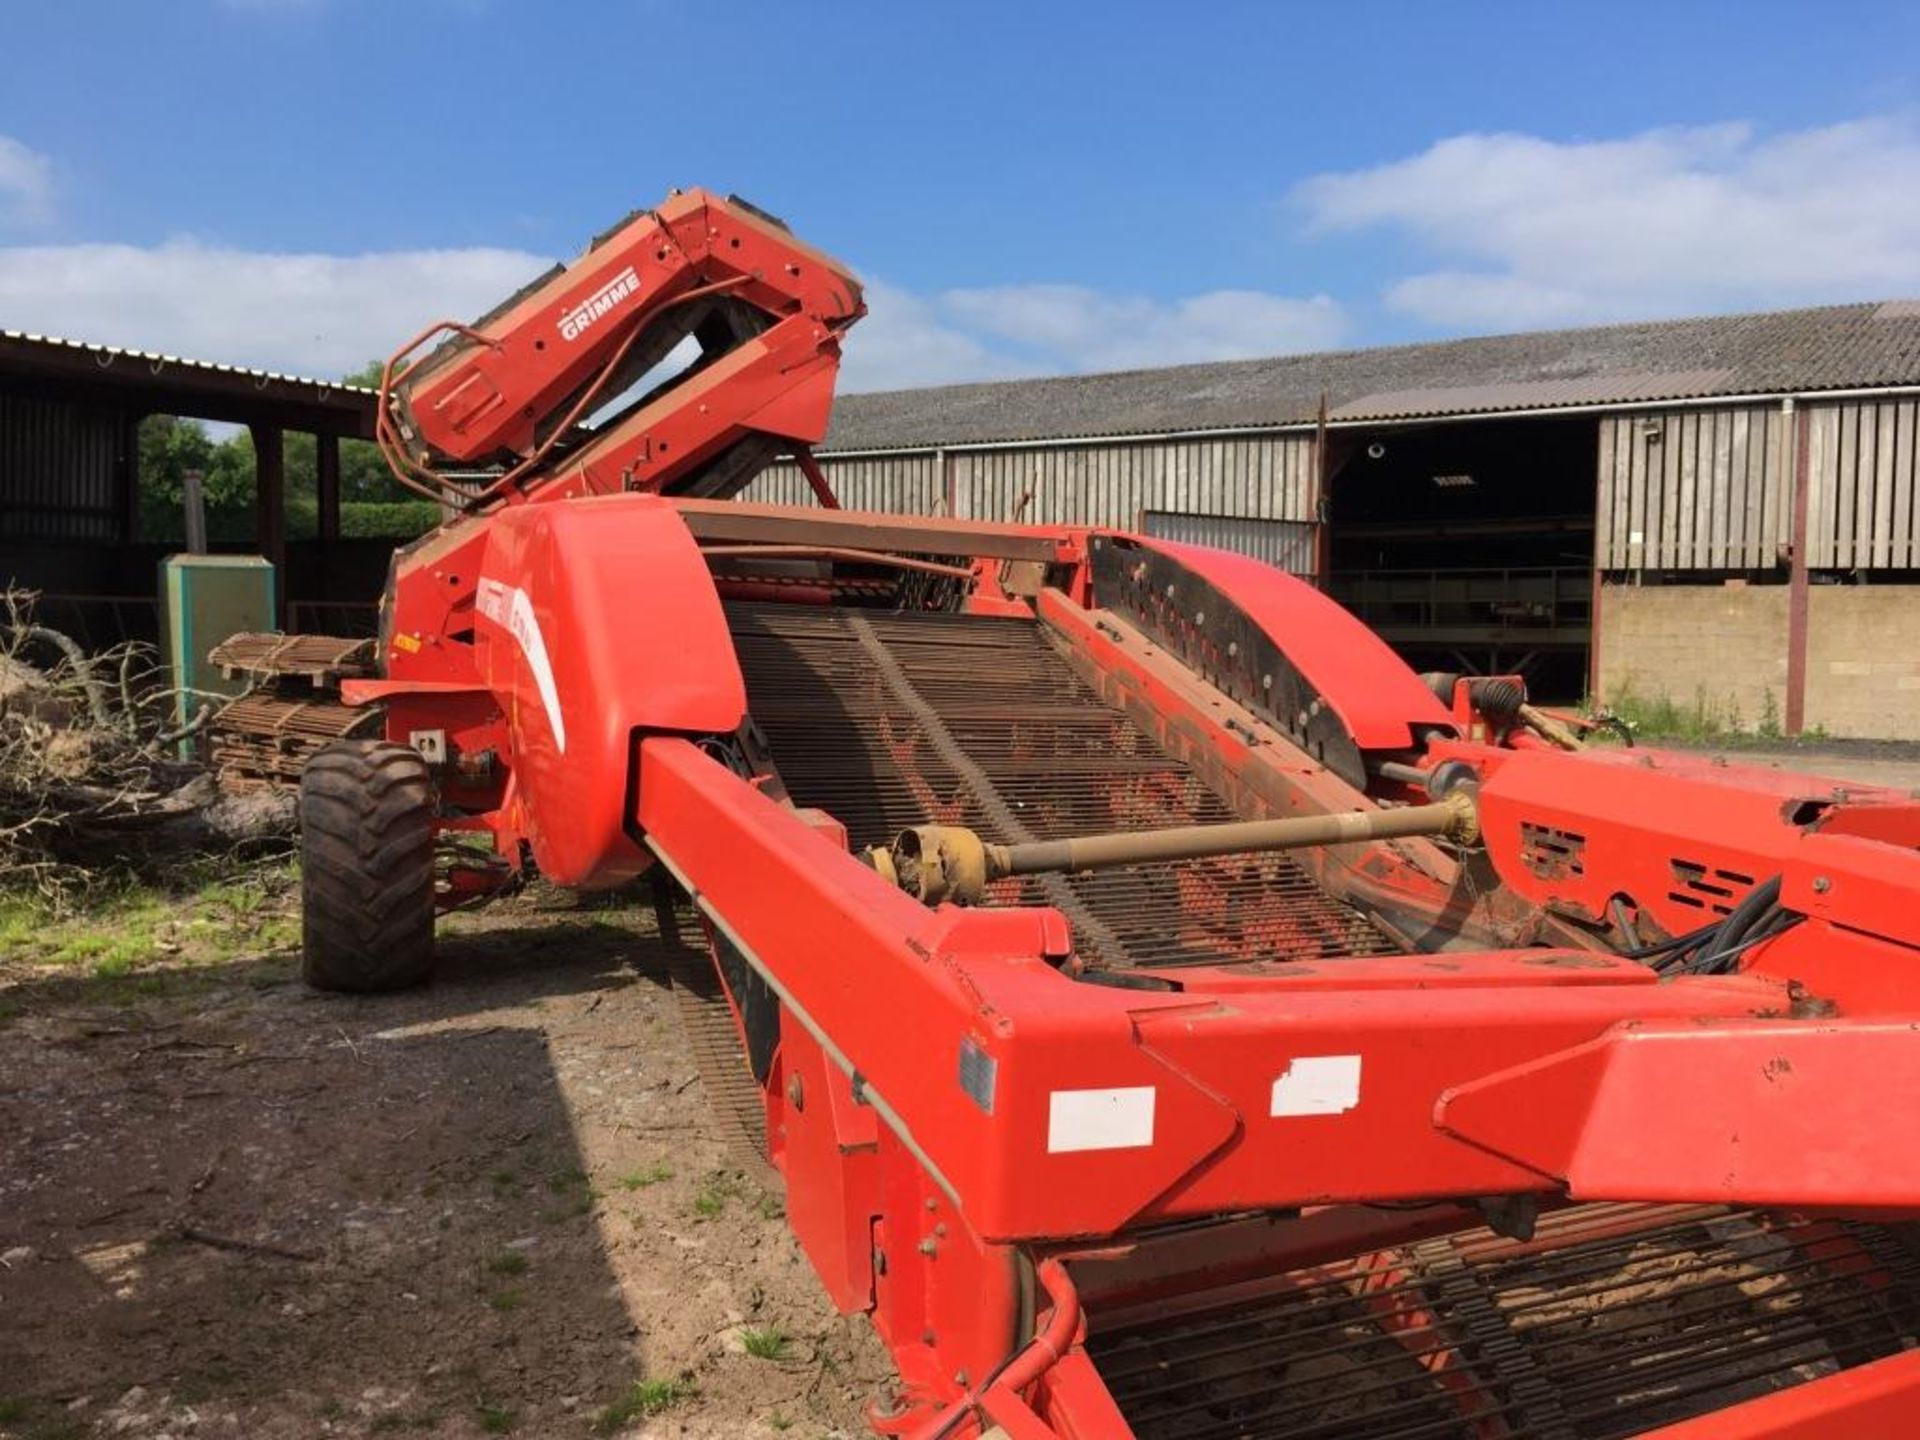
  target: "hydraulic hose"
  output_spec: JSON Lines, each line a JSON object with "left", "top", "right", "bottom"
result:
{"left": 909, "top": 1257, "right": 1081, "bottom": 1440}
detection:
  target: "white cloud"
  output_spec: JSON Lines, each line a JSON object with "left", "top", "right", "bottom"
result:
{"left": 837, "top": 279, "right": 1021, "bottom": 392}
{"left": 0, "top": 230, "right": 1342, "bottom": 391}
{"left": 0, "top": 239, "right": 552, "bottom": 377}
{"left": 941, "top": 284, "right": 1346, "bottom": 372}
{"left": 0, "top": 137, "right": 54, "bottom": 229}
{"left": 841, "top": 279, "right": 1345, "bottom": 392}
{"left": 1294, "top": 117, "right": 1920, "bottom": 329}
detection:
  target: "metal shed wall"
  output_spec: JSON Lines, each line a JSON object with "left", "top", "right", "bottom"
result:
{"left": 747, "top": 452, "right": 945, "bottom": 513}
{"left": 0, "top": 393, "right": 125, "bottom": 543}
{"left": 1806, "top": 399, "right": 1920, "bottom": 569}
{"left": 1139, "top": 511, "right": 1319, "bottom": 572}
{"left": 950, "top": 435, "right": 1317, "bottom": 530}
{"left": 1595, "top": 406, "right": 1787, "bottom": 573}
{"left": 745, "top": 433, "right": 1321, "bottom": 571}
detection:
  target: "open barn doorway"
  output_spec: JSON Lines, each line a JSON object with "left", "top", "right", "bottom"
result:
{"left": 1325, "top": 414, "right": 1597, "bottom": 704}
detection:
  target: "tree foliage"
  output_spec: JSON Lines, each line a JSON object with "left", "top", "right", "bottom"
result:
{"left": 136, "top": 361, "right": 434, "bottom": 543}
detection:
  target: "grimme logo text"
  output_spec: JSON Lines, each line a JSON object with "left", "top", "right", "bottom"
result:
{"left": 559, "top": 267, "right": 641, "bottom": 342}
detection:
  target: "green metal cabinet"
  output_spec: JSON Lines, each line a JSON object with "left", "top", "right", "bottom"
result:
{"left": 158, "top": 554, "right": 277, "bottom": 732}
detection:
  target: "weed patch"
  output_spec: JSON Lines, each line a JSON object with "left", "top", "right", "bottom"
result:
{"left": 741, "top": 1326, "right": 790, "bottom": 1361}
{"left": 593, "top": 1379, "right": 692, "bottom": 1433}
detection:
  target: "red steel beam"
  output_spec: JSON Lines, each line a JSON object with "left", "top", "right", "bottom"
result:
{"left": 633, "top": 735, "right": 1818, "bottom": 1242}
{"left": 1438, "top": 1019, "right": 1920, "bottom": 1207}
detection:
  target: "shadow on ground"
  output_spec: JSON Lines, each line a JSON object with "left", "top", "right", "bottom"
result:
{"left": 0, "top": 898, "right": 885, "bottom": 1439}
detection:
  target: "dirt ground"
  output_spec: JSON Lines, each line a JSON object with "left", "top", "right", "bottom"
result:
{"left": 0, "top": 885, "right": 890, "bottom": 1440}
{"left": 4, "top": 737, "right": 1914, "bottom": 1440}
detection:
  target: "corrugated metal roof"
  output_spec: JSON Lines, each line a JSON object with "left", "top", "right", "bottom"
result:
{"left": 0, "top": 329, "right": 376, "bottom": 399}
{"left": 1328, "top": 368, "right": 1739, "bottom": 421}
{"left": 823, "top": 300, "right": 1920, "bottom": 452}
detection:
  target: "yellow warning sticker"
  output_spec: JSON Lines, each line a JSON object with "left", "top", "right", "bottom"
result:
{"left": 392, "top": 633, "right": 422, "bottom": 654}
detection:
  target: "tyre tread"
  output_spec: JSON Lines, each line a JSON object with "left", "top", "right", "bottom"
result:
{"left": 299, "top": 739, "right": 435, "bottom": 992}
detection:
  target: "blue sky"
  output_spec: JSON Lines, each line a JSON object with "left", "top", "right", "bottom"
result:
{"left": 2, "top": 0, "right": 1918, "bottom": 390}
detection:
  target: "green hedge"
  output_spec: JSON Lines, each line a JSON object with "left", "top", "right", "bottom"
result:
{"left": 140, "top": 498, "right": 443, "bottom": 545}
{"left": 335, "top": 501, "right": 442, "bottom": 539}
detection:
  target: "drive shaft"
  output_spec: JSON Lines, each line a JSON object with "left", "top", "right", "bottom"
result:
{"left": 872, "top": 790, "right": 1477, "bottom": 906}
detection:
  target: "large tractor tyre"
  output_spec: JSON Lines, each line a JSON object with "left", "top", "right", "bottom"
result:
{"left": 299, "top": 739, "right": 436, "bottom": 993}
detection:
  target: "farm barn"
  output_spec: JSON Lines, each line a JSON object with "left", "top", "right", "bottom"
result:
{"left": 8, "top": 299, "right": 1920, "bottom": 735}
{"left": 750, "top": 300, "right": 1920, "bottom": 737}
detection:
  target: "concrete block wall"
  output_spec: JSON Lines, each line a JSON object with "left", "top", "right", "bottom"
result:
{"left": 1598, "top": 583, "right": 1920, "bottom": 740}
{"left": 1805, "top": 588, "right": 1920, "bottom": 739}
{"left": 1597, "top": 583, "right": 1790, "bottom": 732}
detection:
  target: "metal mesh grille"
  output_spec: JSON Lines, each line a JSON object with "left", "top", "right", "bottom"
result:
{"left": 1088, "top": 1204, "right": 1920, "bottom": 1440}
{"left": 727, "top": 604, "right": 1393, "bottom": 970}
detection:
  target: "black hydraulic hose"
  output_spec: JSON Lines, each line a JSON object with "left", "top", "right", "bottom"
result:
{"left": 1715, "top": 875, "right": 1785, "bottom": 952}
{"left": 1641, "top": 875, "right": 1795, "bottom": 976}
{"left": 1617, "top": 875, "right": 1794, "bottom": 975}
{"left": 1618, "top": 919, "right": 1723, "bottom": 962}
{"left": 1671, "top": 910, "right": 1802, "bottom": 977}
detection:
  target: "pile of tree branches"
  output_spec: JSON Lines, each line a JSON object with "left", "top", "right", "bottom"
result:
{"left": 0, "top": 591, "right": 292, "bottom": 903}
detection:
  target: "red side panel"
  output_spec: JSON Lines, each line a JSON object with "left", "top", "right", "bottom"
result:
{"left": 476, "top": 494, "right": 744, "bottom": 886}
{"left": 1131, "top": 537, "right": 1453, "bottom": 751}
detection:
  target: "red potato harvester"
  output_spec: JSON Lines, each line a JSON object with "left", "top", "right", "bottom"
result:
{"left": 263, "top": 189, "right": 1920, "bottom": 1440}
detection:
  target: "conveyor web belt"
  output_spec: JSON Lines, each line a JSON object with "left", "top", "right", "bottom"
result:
{"left": 726, "top": 603, "right": 1394, "bottom": 971}
{"left": 1087, "top": 1203, "right": 1920, "bottom": 1440}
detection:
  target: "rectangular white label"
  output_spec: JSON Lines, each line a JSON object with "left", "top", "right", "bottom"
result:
{"left": 1270, "top": 1055, "right": 1362, "bottom": 1117}
{"left": 1047, "top": 1086, "right": 1155, "bottom": 1154}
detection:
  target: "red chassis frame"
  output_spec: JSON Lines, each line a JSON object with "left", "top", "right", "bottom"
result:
{"left": 355, "top": 495, "right": 1920, "bottom": 1438}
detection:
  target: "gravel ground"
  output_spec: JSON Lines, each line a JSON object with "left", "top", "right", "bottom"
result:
{"left": 1660, "top": 737, "right": 1920, "bottom": 792}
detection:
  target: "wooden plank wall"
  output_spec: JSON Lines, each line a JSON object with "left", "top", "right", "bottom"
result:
{"left": 1595, "top": 406, "right": 1785, "bottom": 573}
{"left": 1805, "top": 399, "right": 1920, "bottom": 569}
{"left": 0, "top": 393, "right": 125, "bottom": 543}
{"left": 1600, "top": 399, "right": 1920, "bottom": 574}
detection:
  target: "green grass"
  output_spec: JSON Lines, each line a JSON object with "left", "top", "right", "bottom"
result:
{"left": 740, "top": 1326, "right": 790, "bottom": 1361}
{"left": 0, "top": 899, "right": 40, "bottom": 953}
{"left": 486, "top": 1287, "right": 524, "bottom": 1313}
{"left": 692, "top": 1171, "right": 744, "bottom": 1220}
{"left": 616, "top": 1163, "right": 673, "bottom": 1191}
{"left": 1593, "top": 680, "right": 1831, "bottom": 747}
{"left": 485, "top": 1250, "right": 529, "bottom": 1277}
{"left": 592, "top": 1379, "right": 692, "bottom": 1433}
{"left": 475, "top": 1402, "right": 517, "bottom": 1433}
{"left": 1600, "top": 683, "right": 1740, "bottom": 742}
{"left": 0, "top": 1397, "right": 28, "bottom": 1421}
{"left": 0, "top": 858, "right": 300, "bottom": 988}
